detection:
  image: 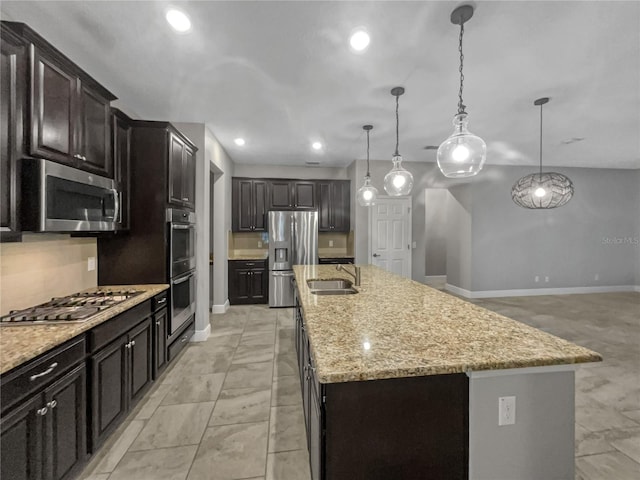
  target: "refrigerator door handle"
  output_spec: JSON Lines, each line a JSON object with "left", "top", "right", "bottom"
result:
{"left": 272, "top": 271, "right": 295, "bottom": 277}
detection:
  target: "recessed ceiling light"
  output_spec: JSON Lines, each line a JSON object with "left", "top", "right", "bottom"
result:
{"left": 166, "top": 9, "right": 191, "bottom": 32}
{"left": 234, "top": 138, "right": 246, "bottom": 146}
{"left": 349, "top": 29, "right": 370, "bottom": 52}
{"left": 311, "top": 141, "right": 323, "bottom": 151}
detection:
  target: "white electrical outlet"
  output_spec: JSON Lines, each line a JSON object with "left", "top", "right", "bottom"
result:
{"left": 329, "top": 240, "right": 334, "bottom": 247}
{"left": 87, "top": 257, "right": 96, "bottom": 272}
{"left": 258, "top": 241, "right": 262, "bottom": 248}
{"left": 544, "top": 276, "right": 549, "bottom": 283}
{"left": 534, "top": 276, "right": 539, "bottom": 282}
{"left": 498, "top": 396, "right": 516, "bottom": 426}
{"left": 594, "top": 274, "right": 599, "bottom": 281}
{"left": 412, "top": 241, "right": 417, "bottom": 248}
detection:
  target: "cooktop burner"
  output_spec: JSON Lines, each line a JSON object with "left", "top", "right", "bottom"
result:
{"left": 1, "top": 289, "right": 143, "bottom": 325}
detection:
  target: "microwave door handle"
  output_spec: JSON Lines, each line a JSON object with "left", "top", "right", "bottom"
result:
{"left": 172, "top": 225, "right": 191, "bottom": 230}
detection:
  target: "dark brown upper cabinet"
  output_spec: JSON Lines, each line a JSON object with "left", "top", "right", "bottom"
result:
{"left": 317, "top": 180, "right": 350, "bottom": 232}
{"left": 2, "top": 22, "right": 116, "bottom": 178}
{"left": 111, "top": 108, "right": 131, "bottom": 230}
{"left": 268, "top": 180, "right": 316, "bottom": 210}
{"left": 269, "top": 180, "right": 293, "bottom": 209}
{"left": 168, "top": 131, "right": 196, "bottom": 210}
{"left": 232, "top": 178, "right": 268, "bottom": 232}
{"left": 0, "top": 25, "right": 27, "bottom": 241}
{"left": 293, "top": 181, "right": 316, "bottom": 209}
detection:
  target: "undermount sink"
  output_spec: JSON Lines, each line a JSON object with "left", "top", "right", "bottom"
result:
{"left": 307, "top": 278, "right": 358, "bottom": 295}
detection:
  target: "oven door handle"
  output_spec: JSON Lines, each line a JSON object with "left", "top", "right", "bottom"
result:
{"left": 172, "top": 274, "right": 193, "bottom": 285}
{"left": 172, "top": 224, "right": 192, "bottom": 230}
{"left": 112, "top": 188, "right": 120, "bottom": 224}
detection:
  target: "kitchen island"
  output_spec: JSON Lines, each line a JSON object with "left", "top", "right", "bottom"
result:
{"left": 293, "top": 264, "right": 601, "bottom": 480}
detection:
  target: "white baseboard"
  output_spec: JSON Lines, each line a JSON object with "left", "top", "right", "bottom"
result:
{"left": 210, "top": 299, "right": 230, "bottom": 314}
{"left": 191, "top": 323, "right": 210, "bottom": 342}
{"left": 425, "top": 275, "right": 446, "bottom": 281}
{"left": 446, "top": 284, "right": 640, "bottom": 299}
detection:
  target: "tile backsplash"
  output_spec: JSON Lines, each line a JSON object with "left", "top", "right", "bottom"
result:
{"left": 0, "top": 234, "right": 97, "bottom": 315}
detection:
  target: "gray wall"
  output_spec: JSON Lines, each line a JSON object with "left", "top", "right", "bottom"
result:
{"left": 233, "top": 164, "right": 349, "bottom": 180}
{"left": 424, "top": 189, "right": 449, "bottom": 276}
{"left": 469, "top": 166, "right": 640, "bottom": 291}
{"left": 469, "top": 370, "right": 575, "bottom": 480}
{"left": 446, "top": 185, "right": 473, "bottom": 290}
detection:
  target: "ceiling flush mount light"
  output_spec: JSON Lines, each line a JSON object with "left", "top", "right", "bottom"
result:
{"left": 166, "top": 9, "right": 191, "bottom": 33}
{"left": 383, "top": 87, "right": 413, "bottom": 196}
{"left": 311, "top": 141, "right": 323, "bottom": 151}
{"left": 437, "top": 4, "right": 486, "bottom": 178}
{"left": 511, "top": 97, "right": 574, "bottom": 209}
{"left": 349, "top": 29, "right": 370, "bottom": 52}
{"left": 234, "top": 138, "right": 246, "bottom": 146}
{"left": 356, "top": 125, "right": 378, "bottom": 207}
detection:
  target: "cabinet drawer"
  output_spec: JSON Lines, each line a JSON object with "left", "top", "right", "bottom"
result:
{"left": 319, "top": 257, "right": 354, "bottom": 265}
{"left": 1, "top": 336, "right": 86, "bottom": 413}
{"left": 152, "top": 291, "right": 168, "bottom": 312}
{"left": 168, "top": 319, "right": 195, "bottom": 362}
{"left": 89, "top": 300, "right": 151, "bottom": 352}
{"left": 229, "top": 259, "right": 266, "bottom": 270}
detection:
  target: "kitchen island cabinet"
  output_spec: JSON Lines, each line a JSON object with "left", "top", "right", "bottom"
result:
{"left": 293, "top": 265, "right": 601, "bottom": 480}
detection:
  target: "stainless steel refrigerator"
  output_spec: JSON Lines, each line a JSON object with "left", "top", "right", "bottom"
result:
{"left": 268, "top": 211, "right": 318, "bottom": 307}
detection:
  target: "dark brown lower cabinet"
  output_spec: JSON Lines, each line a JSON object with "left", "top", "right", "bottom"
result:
{"left": 228, "top": 260, "right": 268, "bottom": 305}
{"left": 153, "top": 307, "right": 168, "bottom": 378}
{"left": 295, "top": 297, "right": 469, "bottom": 480}
{"left": 90, "top": 317, "right": 152, "bottom": 450}
{"left": 0, "top": 364, "right": 86, "bottom": 480}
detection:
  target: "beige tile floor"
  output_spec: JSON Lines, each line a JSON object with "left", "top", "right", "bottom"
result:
{"left": 79, "top": 292, "right": 640, "bottom": 480}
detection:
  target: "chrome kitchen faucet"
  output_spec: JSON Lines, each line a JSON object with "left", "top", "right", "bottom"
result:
{"left": 336, "top": 264, "right": 361, "bottom": 286}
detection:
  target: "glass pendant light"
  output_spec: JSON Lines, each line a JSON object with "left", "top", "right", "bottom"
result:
{"left": 356, "top": 125, "right": 378, "bottom": 207}
{"left": 437, "top": 4, "right": 486, "bottom": 178}
{"left": 383, "top": 87, "right": 413, "bottom": 196}
{"left": 511, "top": 97, "right": 574, "bottom": 209}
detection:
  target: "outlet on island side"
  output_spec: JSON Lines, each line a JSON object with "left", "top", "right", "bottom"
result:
{"left": 498, "top": 396, "right": 516, "bottom": 426}
{"left": 258, "top": 240, "right": 262, "bottom": 248}
{"left": 329, "top": 240, "right": 334, "bottom": 247}
{"left": 87, "top": 257, "right": 96, "bottom": 272}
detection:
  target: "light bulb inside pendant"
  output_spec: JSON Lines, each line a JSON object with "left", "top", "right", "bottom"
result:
{"left": 452, "top": 145, "right": 470, "bottom": 162}
{"left": 534, "top": 187, "right": 546, "bottom": 198}
{"left": 357, "top": 125, "right": 378, "bottom": 207}
{"left": 385, "top": 87, "right": 413, "bottom": 196}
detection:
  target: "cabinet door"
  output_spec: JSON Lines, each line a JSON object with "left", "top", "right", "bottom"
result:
{"left": 44, "top": 364, "right": 87, "bottom": 480}
{"left": 293, "top": 181, "right": 316, "bottom": 209}
{"left": 301, "top": 335, "right": 311, "bottom": 445}
{"left": 309, "top": 388, "right": 322, "bottom": 480}
{"left": 269, "top": 180, "right": 292, "bottom": 209}
{"left": 182, "top": 145, "right": 196, "bottom": 210}
{"left": 316, "top": 181, "right": 333, "bottom": 232}
{"left": 31, "top": 47, "right": 77, "bottom": 166}
{"left": 253, "top": 180, "right": 268, "bottom": 231}
{"left": 229, "top": 265, "right": 252, "bottom": 305}
{"left": 129, "top": 318, "right": 153, "bottom": 404}
{"left": 233, "top": 179, "right": 255, "bottom": 232}
{"left": 333, "top": 181, "right": 350, "bottom": 232}
{"left": 0, "top": 30, "right": 26, "bottom": 238}
{"left": 168, "top": 132, "right": 185, "bottom": 206}
{"left": 90, "top": 335, "right": 128, "bottom": 449}
{"left": 249, "top": 268, "right": 268, "bottom": 303}
{"left": 112, "top": 111, "right": 131, "bottom": 230}
{"left": 78, "top": 82, "right": 112, "bottom": 177}
{"left": 0, "top": 394, "right": 44, "bottom": 480}
{"left": 153, "top": 308, "right": 168, "bottom": 378}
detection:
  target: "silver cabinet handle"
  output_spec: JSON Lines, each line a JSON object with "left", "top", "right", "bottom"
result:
{"left": 36, "top": 407, "right": 48, "bottom": 416}
{"left": 30, "top": 362, "right": 58, "bottom": 381}
{"left": 156, "top": 320, "right": 161, "bottom": 326}
{"left": 156, "top": 298, "right": 167, "bottom": 305}
{"left": 181, "top": 335, "right": 188, "bottom": 343}
{"left": 182, "top": 197, "right": 189, "bottom": 201}
{"left": 125, "top": 341, "right": 131, "bottom": 349}
{"left": 46, "top": 400, "right": 57, "bottom": 409}
{"left": 130, "top": 340, "right": 136, "bottom": 347}
{"left": 73, "top": 154, "right": 82, "bottom": 160}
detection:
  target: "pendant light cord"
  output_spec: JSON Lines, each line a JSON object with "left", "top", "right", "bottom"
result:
{"left": 539, "top": 102, "right": 543, "bottom": 178}
{"left": 457, "top": 22, "right": 466, "bottom": 115}
{"left": 366, "top": 128, "right": 371, "bottom": 176}
{"left": 394, "top": 94, "right": 400, "bottom": 156}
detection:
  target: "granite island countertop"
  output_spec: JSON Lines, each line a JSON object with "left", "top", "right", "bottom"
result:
{"left": 293, "top": 265, "right": 602, "bottom": 383}
{"left": 0, "top": 284, "right": 169, "bottom": 375}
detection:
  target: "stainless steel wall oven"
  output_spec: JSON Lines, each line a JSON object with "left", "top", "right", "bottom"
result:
{"left": 168, "top": 208, "right": 196, "bottom": 277}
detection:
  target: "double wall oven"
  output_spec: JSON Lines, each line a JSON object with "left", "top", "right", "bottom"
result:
{"left": 167, "top": 208, "right": 196, "bottom": 335}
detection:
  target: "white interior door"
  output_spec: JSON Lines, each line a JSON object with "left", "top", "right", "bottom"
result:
{"left": 369, "top": 197, "right": 412, "bottom": 278}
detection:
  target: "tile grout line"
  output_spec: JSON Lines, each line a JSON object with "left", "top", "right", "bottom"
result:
{"left": 263, "top": 305, "right": 279, "bottom": 480}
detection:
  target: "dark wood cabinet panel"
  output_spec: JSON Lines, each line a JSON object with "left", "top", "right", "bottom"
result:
{"left": 0, "top": 27, "right": 26, "bottom": 240}
{"left": 112, "top": 108, "right": 131, "bottom": 230}
{"left": 317, "top": 180, "right": 350, "bottom": 232}
{"left": 90, "top": 334, "right": 128, "bottom": 449}
{"left": 78, "top": 83, "right": 111, "bottom": 177}
{"left": 129, "top": 318, "right": 152, "bottom": 403}
{"left": 269, "top": 180, "right": 293, "bottom": 209}
{"left": 232, "top": 178, "right": 267, "bottom": 232}
{"left": 309, "top": 388, "right": 322, "bottom": 480}
{"left": 228, "top": 260, "right": 268, "bottom": 305}
{"left": 167, "top": 132, "right": 196, "bottom": 210}
{"left": 183, "top": 145, "right": 196, "bottom": 210}
{"left": 153, "top": 308, "right": 168, "bottom": 379}
{"left": 30, "top": 47, "right": 76, "bottom": 165}
{"left": 0, "top": 394, "right": 44, "bottom": 480}
{"left": 45, "top": 364, "right": 87, "bottom": 480}
{"left": 293, "top": 181, "right": 316, "bottom": 209}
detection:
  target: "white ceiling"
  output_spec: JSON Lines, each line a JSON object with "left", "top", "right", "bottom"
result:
{"left": 2, "top": 1, "right": 639, "bottom": 169}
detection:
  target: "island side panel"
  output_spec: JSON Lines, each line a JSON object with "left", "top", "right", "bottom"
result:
{"left": 324, "top": 374, "right": 469, "bottom": 480}
{"left": 469, "top": 369, "right": 575, "bottom": 480}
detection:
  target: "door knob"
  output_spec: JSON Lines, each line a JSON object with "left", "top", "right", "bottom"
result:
{"left": 372, "top": 253, "right": 380, "bottom": 257}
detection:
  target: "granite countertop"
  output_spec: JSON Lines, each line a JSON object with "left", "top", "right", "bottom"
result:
{"left": 318, "top": 253, "right": 354, "bottom": 259}
{"left": 228, "top": 252, "right": 268, "bottom": 260}
{"left": 293, "top": 265, "right": 602, "bottom": 384}
{"left": 0, "top": 284, "right": 169, "bottom": 375}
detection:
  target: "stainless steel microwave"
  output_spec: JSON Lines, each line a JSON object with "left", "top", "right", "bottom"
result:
{"left": 21, "top": 158, "right": 120, "bottom": 232}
